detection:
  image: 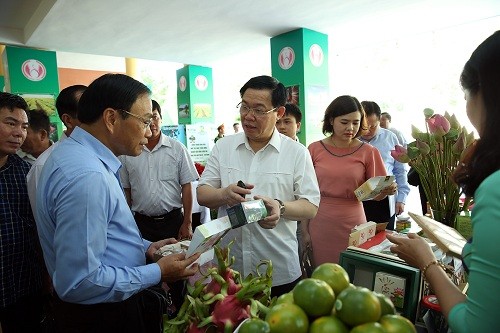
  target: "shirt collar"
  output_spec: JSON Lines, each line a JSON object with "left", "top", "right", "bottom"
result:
{"left": 237, "top": 129, "right": 281, "bottom": 153}
{"left": 70, "top": 127, "right": 122, "bottom": 174}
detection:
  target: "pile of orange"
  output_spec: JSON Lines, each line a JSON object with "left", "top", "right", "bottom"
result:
{"left": 238, "top": 263, "right": 416, "bottom": 333}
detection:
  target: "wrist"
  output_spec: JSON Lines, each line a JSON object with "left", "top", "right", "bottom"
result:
{"left": 274, "top": 198, "right": 285, "bottom": 216}
{"left": 421, "top": 260, "right": 445, "bottom": 281}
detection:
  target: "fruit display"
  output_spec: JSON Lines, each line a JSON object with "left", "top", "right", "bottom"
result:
{"left": 163, "top": 243, "right": 274, "bottom": 333}
{"left": 261, "top": 263, "right": 417, "bottom": 333}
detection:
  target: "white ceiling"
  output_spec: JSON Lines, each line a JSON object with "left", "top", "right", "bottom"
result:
{"left": 1, "top": 0, "right": 500, "bottom": 66}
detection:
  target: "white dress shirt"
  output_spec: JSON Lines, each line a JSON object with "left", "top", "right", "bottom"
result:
{"left": 119, "top": 133, "right": 199, "bottom": 216}
{"left": 199, "top": 131, "right": 320, "bottom": 286}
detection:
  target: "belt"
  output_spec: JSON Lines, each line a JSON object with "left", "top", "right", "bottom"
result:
{"left": 134, "top": 208, "right": 181, "bottom": 222}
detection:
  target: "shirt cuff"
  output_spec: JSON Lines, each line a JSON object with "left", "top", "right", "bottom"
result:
{"left": 139, "top": 263, "right": 162, "bottom": 288}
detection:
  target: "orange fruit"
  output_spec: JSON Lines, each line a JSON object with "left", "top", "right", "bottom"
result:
{"left": 265, "top": 303, "right": 308, "bottom": 333}
{"left": 275, "top": 292, "right": 294, "bottom": 305}
{"left": 238, "top": 318, "right": 271, "bottom": 333}
{"left": 334, "top": 287, "right": 381, "bottom": 327}
{"left": 292, "top": 278, "right": 335, "bottom": 317}
{"left": 379, "top": 314, "right": 416, "bottom": 333}
{"left": 350, "top": 322, "right": 386, "bottom": 333}
{"left": 309, "top": 316, "right": 349, "bottom": 333}
{"left": 373, "top": 292, "right": 396, "bottom": 316}
{"left": 311, "top": 263, "right": 350, "bottom": 296}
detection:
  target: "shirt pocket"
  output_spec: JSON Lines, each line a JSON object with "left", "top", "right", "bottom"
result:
{"left": 255, "top": 171, "right": 294, "bottom": 200}
{"left": 159, "top": 164, "right": 177, "bottom": 181}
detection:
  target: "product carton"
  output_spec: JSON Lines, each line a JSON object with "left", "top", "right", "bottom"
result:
{"left": 354, "top": 176, "right": 395, "bottom": 201}
{"left": 226, "top": 199, "right": 267, "bottom": 228}
{"left": 373, "top": 271, "right": 406, "bottom": 309}
{"left": 348, "top": 222, "right": 377, "bottom": 246}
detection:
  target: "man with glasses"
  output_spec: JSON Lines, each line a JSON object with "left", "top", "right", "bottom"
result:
{"left": 35, "top": 74, "right": 199, "bottom": 332}
{"left": 197, "top": 75, "right": 320, "bottom": 297}
{"left": 360, "top": 101, "right": 410, "bottom": 230}
{"left": 119, "top": 99, "right": 198, "bottom": 314}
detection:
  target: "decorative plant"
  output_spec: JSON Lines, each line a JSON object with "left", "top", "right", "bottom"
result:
{"left": 391, "top": 108, "right": 475, "bottom": 226}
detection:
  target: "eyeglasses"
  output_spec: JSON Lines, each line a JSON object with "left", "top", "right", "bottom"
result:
{"left": 237, "top": 102, "right": 277, "bottom": 118}
{"left": 116, "top": 109, "right": 153, "bottom": 129}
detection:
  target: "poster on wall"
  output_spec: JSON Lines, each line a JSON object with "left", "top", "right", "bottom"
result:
{"left": 20, "top": 94, "right": 57, "bottom": 117}
{"left": 161, "top": 124, "right": 187, "bottom": 146}
{"left": 178, "top": 104, "right": 190, "bottom": 119}
{"left": 193, "top": 103, "right": 212, "bottom": 119}
{"left": 285, "top": 85, "right": 300, "bottom": 105}
{"left": 305, "top": 85, "right": 329, "bottom": 146}
{"left": 185, "top": 123, "right": 215, "bottom": 164}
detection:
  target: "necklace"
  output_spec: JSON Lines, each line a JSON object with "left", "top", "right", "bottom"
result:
{"left": 320, "top": 140, "right": 364, "bottom": 158}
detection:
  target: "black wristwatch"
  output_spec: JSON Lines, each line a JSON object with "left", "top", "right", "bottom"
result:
{"left": 275, "top": 198, "right": 285, "bottom": 216}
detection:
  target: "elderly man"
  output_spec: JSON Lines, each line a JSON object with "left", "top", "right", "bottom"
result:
{"left": 36, "top": 74, "right": 199, "bottom": 332}
{"left": 197, "top": 75, "right": 320, "bottom": 297}
{"left": 16, "top": 108, "right": 52, "bottom": 164}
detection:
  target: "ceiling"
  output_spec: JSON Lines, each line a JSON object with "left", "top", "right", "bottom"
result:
{"left": 2, "top": 0, "right": 500, "bottom": 66}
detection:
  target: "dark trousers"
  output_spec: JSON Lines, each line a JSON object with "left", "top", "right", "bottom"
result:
{"left": 52, "top": 290, "right": 165, "bottom": 333}
{"left": 363, "top": 197, "right": 396, "bottom": 230}
{"left": 270, "top": 278, "right": 301, "bottom": 298}
{"left": 134, "top": 209, "right": 185, "bottom": 316}
{"left": 0, "top": 292, "right": 45, "bottom": 333}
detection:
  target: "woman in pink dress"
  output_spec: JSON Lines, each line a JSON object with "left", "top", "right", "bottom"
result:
{"left": 302, "top": 95, "right": 396, "bottom": 265}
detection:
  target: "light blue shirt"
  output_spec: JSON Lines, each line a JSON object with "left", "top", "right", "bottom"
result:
{"left": 361, "top": 127, "right": 410, "bottom": 204}
{"left": 36, "top": 127, "right": 160, "bottom": 304}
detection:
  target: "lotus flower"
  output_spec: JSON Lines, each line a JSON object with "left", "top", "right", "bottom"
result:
{"left": 393, "top": 108, "right": 475, "bottom": 226}
{"left": 427, "top": 114, "right": 450, "bottom": 136}
{"left": 390, "top": 145, "right": 410, "bottom": 163}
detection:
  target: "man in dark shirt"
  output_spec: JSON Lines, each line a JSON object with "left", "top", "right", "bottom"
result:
{"left": 0, "top": 92, "right": 45, "bottom": 332}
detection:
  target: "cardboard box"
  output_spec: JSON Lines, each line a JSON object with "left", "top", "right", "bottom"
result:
{"left": 373, "top": 271, "right": 406, "bottom": 309}
{"left": 348, "top": 222, "right": 377, "bottom": 247}
{"left": 354, "top": 176, "right": 395, "bottom": 201}
{"left": 186, "top": 216, "right": 232, "bottom": 257}
{"left": 226, "top": 199, "right": 267, "bottom": 228}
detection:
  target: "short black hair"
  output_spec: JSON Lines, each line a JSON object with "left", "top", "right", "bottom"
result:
{"left": 322, "top": 95, "right": 367, "bottom": 138}
{"left": 56, "top": 85, "right": 87, "bottom": 119}
{"left": 239, "top": 75, "right": 286, "bottom": 107}
{"left": 361, "top": 101, "right": 382, "bottom": 119}
{"left": 27, "top": 109, "right": 50, "bottom": 133}
{"left": 284, "top": 103, "right": 302, "bottom": 123}
{"left": 152, "top": 100, "right": 162, "bottom": 118}
{"left": 0, "top": 92, "right": 29, "bottom": 114}
{"left": 381, "top": 112, "right": 391, "bottom": 122}
{"left": 78, "top": 73, "right": 151, "bottom": 124}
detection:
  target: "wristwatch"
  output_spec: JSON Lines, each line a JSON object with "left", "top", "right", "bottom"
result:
{"left": 275, "top": 198, "right": 285, "bottom": 216}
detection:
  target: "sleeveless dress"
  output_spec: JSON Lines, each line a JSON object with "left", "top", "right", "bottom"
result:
{"left": 307, "top": 140, "right": 387, "bottom": 265}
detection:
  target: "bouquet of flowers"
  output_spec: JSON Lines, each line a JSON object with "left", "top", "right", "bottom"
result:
{"left": 391, "top": 108, "right": 475, "bottom": 226}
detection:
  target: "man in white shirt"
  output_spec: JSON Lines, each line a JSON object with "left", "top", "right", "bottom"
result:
{"left": 17, "top": 109, "right": 52, "bottom": 164}
{"left": 197, "top": 75, "right": 320, "bottom": 297}
{"left": 26, "top": 85, "right": 86, "bottom": 214}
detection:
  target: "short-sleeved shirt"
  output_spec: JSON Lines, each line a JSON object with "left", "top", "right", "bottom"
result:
{"left": 199, "top": 131, "right": 320, "bottom": 286}
{"left": 119, "top": 133, "right": 199, "bottom": 216}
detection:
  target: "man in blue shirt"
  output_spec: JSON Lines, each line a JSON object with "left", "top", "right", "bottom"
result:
{"left": 36, "top": 74, "right": 200, "bottom": 332}
{"left": 361, "top": 101, "right": 410, "bottom": 230}
{"left": 0, "top": 92, "right": 46, "bottom": 332}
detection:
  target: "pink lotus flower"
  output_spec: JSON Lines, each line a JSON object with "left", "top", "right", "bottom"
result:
{"left": 427, "top": 114, "right": 450, "bottom": 136}
{"left": 390, "top": 145, "right": 410, "bottom": 163}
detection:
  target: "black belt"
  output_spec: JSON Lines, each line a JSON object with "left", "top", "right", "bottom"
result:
{"left": 134, "top": 208, "right": 181, "bottom": 222}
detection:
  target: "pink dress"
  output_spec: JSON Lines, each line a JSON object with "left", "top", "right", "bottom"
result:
{"left": 308, "top": 140, "right": 387, "bottom": 265}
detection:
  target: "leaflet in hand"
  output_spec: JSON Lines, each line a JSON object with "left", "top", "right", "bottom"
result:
{"left": 354, "top": 175, "right": 395, "bottom": 201}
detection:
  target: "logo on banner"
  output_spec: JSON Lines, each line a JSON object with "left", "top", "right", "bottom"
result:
{"left": 194, "top": 75, "right": 208, "bottom": 91}
{"left": 309, "top": 44, "right": 324, "bottom": 67}
{"left": 179, "top": 76, "right": 187, "bottom": 92}
{"left": 21, "top": 59, "right": 46, "bottom": 81}
{"left": 278, "top": 47, "right": 295, "bottom": 70}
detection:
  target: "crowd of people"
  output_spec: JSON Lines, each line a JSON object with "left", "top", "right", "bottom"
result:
{"left": 1, "top": 30, "right": 499, "bottom": 332}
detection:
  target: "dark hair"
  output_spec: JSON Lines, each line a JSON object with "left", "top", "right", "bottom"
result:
{"left": 217, "top": 124, "right": 224, "bottom": 131}
{"left": 239, "top": 75, "right": 286, "bottom": 108}
{"left": 381, "top": 112, "right": 392, "bottom": 122}
{"left": 0, "top": 92, "right": 29, "bottom": 114}
{"left": 56, "top": 85, "right": 87, "bottom": 119}
{"left": 322, "top": 95, "right": 367, "bottom": 138}
{"left": 27, "top": 109, "right": 50, "bottom": 133}
{"left": 454, "top": 31, "right": 500, "bottom": 196}
{"left": 152, "top": 99, "right": 162, "bottom": 118}
{"left": 233, "top": 122, "right": 239, "bottom": 127}
{"left": 78, "top": 73, "right": 151, "bottom": 124}
{"left": 361, "top": 101, "right": 382, "bottom": 119}
{"left": 284, "top": 103, "right": 302, "bottom": 123}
